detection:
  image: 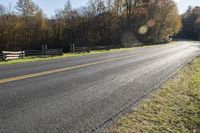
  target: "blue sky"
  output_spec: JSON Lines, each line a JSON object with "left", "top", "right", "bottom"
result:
{"left": 176, "top": 0, "right": 200, "bottom": 13}
{"left": 1, "top": 0, "right": 88, "bottom": 17}
{"left": 1, "top": 0, "right": 200, "bottom": 17}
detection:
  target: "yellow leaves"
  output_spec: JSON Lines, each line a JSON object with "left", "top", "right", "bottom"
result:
{"left": 195, "top": 17, "right": 200, "bottom": 25}
{"left": 40, "top": 20, "right": 48, "bottom": 31}
{"left": 14, "top": 21, "right": 25, "bottom": 30}
{"left": 15, "top": 23, "right": 21, "bottom": 28}
{"left": 133, "top": 7, "right": 148, "bottom": 17}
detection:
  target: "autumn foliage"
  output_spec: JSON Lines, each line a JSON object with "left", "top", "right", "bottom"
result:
{"left": 0, "top": 0, "right": 182, "bottom": 51}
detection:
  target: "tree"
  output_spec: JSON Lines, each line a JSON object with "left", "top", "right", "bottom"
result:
{"left": 135, "top": 0, "right": 182, "bottom": 43}
{"left": 181, "top": 6, "right": 200, "bottom": 40}
{"left": 16, "top": 0, "right": 36, "bottom": 16}
{"left": 0, "top": 4, "right": 5, "bottom": 14}
{"left": 15, "top": 0, "right": 48, "bottom": 49}
{"left": 0, "top": 0, "right": 183, "bottom": 51}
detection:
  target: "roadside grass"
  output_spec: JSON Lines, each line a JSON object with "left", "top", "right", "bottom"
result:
{"left": 0, "top": 48, "right": 135, "bottom": 66}
{"left": 105, "top": 56, "right": 200, "bottom": 133}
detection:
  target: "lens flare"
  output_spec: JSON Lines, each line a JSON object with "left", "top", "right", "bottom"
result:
{"left": 147, "top": 19, "right": 156, "bottom": 28}
{"left": 138, "top": 25, "right": 148, "bottom": 35}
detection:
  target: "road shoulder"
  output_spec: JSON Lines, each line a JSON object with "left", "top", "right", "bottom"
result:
{"left": 104, "top": 56, "right": 200, "bottom": 133}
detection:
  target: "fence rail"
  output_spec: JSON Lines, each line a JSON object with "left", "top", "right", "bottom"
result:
{"left": 45, "top": 49, "right": 63, "bottom": 55}
{"left": 1, "top": 51, "right": 25, "bottom": 60}
{"left": 96, "top": 45, "right": 121, "bottom": 50}
{"left": 74, "top": 47, "right": 90, "bottom": 53}
{"left": 0, "top": 49, "right": 63, "bottom": 61}
{"left": 0, "top": 53, "right": 4, "bottom": 60}
{"left": 71, "top": 45, "right": 121, "bottom": 53}
{"left": 0, "top": 45, "right": 121, "bottom": 61}
{"left": 25, "top": 49, "right": 63, "bottom": 56}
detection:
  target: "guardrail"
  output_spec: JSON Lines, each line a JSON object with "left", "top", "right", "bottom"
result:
{"left": 1, "top": 51, "right": 25, "bottom": 60}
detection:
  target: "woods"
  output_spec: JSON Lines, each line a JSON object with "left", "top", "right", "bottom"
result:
{"left": 180, "top": 6, "right": 200, "bottom": 40}
{"left": 0, "top": 0, "right": 184, "bottom": 51}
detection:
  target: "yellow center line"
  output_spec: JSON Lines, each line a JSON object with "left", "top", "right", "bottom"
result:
{"left": 0, "top": 45, "right": 176, "bottom": 84}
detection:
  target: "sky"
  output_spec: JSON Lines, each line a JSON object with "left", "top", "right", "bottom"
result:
{"left": 1, "top": 0, "right": 200, "bottom": 18}
{"left": 176, "top": 0, "right": 200, "bottom": 13}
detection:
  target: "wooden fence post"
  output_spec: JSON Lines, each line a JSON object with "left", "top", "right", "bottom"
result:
{"left": 71, "top": 43, "right": 75, "bottom": 53}
{"left": 42, "top": 45, "right": 48, "bottom": 54}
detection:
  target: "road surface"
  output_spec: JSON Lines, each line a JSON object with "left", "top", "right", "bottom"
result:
{"left": 0, "top": 41, "right": 199, "bottom": 133}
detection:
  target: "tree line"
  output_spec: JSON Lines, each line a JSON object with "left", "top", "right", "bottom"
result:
{"left": 180, "top": 6, "right": 200, "bottom": 40}
{"left": 0, "top": 0, "right": 183, "bottom": 51}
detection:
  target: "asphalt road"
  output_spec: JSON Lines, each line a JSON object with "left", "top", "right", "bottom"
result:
{"left": 0, "top": 41, "right": 199, "bottom": 133}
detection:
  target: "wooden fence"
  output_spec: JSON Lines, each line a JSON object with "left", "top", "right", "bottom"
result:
{"left": 0, "top": 53, "right": 4, "bottom": 60}
{"left": 45, "top": 49, "right": 63, "bottom": 55}
{"left": 74, "top": 47, "right": 90, "bottom": 53}
{"left": 92, "top": 45, "right": 121, "bottom": 50}
{"left": 0, "top": 49, "right": 63, "bottom": 61}
{"left": 70, "top": 43, "right": 90, "bottom": 53}
{"left": 25, "top": 49, "right": 63, "bottom": 56}
{"left": 1, "top": 51, "right": 25, "bottom": 60}
{"left": 70, "top": 44, "right": 121, "bottom": 53}
{"left": 0, "top": 44, "right": 121, "bottom": 61}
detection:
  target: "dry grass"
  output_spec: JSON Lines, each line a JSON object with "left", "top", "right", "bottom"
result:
{"left": 105, "top": 56, "right": 200, "bottom": 133}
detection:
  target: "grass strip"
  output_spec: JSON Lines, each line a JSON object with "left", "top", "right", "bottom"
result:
{"left": 105, "top": 56, "right": 200, "bottom": 133}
